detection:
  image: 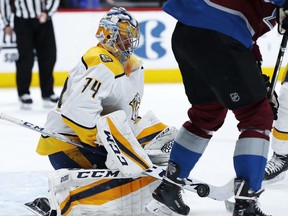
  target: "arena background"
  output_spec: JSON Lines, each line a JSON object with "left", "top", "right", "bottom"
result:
{"left": 0, "top": 7, "right": 287, "bottom": 88}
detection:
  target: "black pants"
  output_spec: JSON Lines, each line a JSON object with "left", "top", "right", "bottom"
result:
{"left": 14, "top": 16, "right": 57, "bottom": 98}
{"left": 172, "top": 22, "right": 267, "bottom": 109}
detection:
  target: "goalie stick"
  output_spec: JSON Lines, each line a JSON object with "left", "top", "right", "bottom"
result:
{"left": 0, "top": 112, "right": 99, "bottom": 153}
{"left": 0, "top": 112, "right": 234, "bottom": 201}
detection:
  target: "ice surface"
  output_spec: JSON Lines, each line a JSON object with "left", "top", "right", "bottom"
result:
{"left": 0, "top": 84, "right": 287, "bottom": 216}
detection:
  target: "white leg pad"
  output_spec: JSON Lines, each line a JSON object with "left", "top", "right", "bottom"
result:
{"left": 272, "top": 83, "right": 288, "bottom": 155}
{"left": 97, "top": 110, "right": 153, "bottom": 177}
{"left": 47, "top": 168, "right": 160, "bottom": 216}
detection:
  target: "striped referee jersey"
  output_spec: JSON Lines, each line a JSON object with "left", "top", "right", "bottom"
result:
{"left": 0, "top": 0, "right": 60, "bottom": 26}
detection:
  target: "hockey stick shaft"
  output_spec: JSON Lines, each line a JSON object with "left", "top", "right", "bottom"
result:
{"left": 0, "top": 112, "right": 97, "bottom": 152}
{"left": 0, "top": 112, "right": 234, "bottom": 200}
{"left": 268, "top": 33, "right": 288, "bottom": 100}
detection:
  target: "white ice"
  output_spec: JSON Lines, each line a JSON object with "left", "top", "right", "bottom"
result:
{"left": 0, "top": 84, "right": 287, "bottom": 216}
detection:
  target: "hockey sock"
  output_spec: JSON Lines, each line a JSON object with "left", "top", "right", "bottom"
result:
{"left": 169, "top": 141, "right": 201, "bottom": 178}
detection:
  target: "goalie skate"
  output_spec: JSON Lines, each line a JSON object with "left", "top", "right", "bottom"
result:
{"left": 24, "top": 197, "right": 56, "bottom": 216}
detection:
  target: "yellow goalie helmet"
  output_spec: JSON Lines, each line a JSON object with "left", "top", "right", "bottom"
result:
{"left": 96, "top": 7, "right": 140, "bottom": 63}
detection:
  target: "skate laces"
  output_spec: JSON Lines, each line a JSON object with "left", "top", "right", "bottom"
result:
{"left": 265, "top": 153, "right": 287, "bottom": 174}
{"left": 248, "top": 190, "right": 270, "bottom": 216}
{"left": 253, "top": 199, "right": 271, "bottom": 216}
{"left": 163, "top": 176, "right": 185, "bottom": 188}
{"left": 236, "top": 190, "right": 269, "bottom": 216}
{"left": 163, "top": 176, "right": 186, "bottom": 205}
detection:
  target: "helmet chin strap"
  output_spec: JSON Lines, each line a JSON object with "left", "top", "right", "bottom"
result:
{"left": 99, "top": 42, "right": 128, "bottom": 64}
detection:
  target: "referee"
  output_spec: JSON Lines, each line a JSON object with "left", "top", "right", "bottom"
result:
{"left": 0, "top": 0, "right": 60, "bottom": 109}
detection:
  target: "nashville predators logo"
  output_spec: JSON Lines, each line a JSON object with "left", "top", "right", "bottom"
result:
{"left": 129, "top": 93, "right": 141, "bottom": 121}
{"left": 100, "top": 54, "right": 113, "bottom": 62}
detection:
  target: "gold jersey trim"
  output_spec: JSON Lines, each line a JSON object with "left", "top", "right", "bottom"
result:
{"left": 273, "top": 127, "right": 288, "bottom": 141}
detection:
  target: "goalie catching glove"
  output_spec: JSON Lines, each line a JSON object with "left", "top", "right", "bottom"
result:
{"left": 133, "top": 110, "right": 177, "bottom": 165}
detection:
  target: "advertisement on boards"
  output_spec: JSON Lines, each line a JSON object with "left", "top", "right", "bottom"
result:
{"left": 0, "top": 10, "right": 287, "bottom": 85}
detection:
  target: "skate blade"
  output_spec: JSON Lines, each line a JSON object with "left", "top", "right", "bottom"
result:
{"left": 20, "top": 103, "right": 32, "bottom": 110}
{"left": 224, "top": 199, "right": 235, "bottom": 212}
{"left": 145, "top": 199, "right": 173, "bottom": 216}
{"left": 145, "top": 199, "right": 188, "bottom": 216}
{"left": 24, "top": 201, "right": 48, "bottom": 216}
{"left": 263, "top": 172, "right": 286, "bottom": 187}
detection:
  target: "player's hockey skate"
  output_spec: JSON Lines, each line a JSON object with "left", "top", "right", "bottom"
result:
{"left": 233, "top": 178, "right": 271, "bottom": 216}
{"left": 151, "top": 161, "right": 190, "bottom": 215}
{"left": 264, "top": 152, "right": 288, "bottom": 182}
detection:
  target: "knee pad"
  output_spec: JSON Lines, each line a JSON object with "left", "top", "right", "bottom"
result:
{"left": 184, "top": 102, "right": 228, "bottom": 138}
{"left": 233, "top": 99, "right": 273, "bottom": 134}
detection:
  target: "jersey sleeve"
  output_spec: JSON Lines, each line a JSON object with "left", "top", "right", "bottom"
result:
{"left": 0, "top": 0, "right": 12, "bottom": 26}
{"left": 45, "top": 0, "right": 60, "bottom": 16}
{"left": 269, "top": 0, "right": 288, "bottom": 7}
{"left": 60, "top": 63, "right": 116, "bottom": 146}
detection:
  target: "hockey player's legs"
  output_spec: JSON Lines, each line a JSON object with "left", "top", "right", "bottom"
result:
{"left": 171, "top": 102, "right": 228, "bottom": 178}
{"left": 48, "top": 146, "right": 108, "bottom": 169}
{"left": 172, "top": 22, "right": 267, "bottom": 109}
{"left": 232, "top": 99, "right": 273, "bottom": 216}
{"left": 173, "top": 21, "right": 273, "bottom": 190}
{"left": 151, "top": 23, "right": 272, "bottom": 215}
{"left": 233, "top": 99, "right": 273, "bottom": 190}
{"left": 152, "top": 102, "right": 228, "bottom": 215}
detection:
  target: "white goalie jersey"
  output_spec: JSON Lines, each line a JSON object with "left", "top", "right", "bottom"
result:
{"left": 37, "top": 44, "right": 145, "bottom": 155}
{"left": 37, "top": 44, "right": 177, "bottom": 159}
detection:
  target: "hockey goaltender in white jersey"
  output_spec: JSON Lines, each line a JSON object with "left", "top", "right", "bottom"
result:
{"left": 27, "top": 7, "right": 177, "bottom": 216}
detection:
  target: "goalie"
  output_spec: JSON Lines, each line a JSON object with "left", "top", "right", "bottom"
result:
{"left": 28, "top": 7, "right": 177, "bottom": 216}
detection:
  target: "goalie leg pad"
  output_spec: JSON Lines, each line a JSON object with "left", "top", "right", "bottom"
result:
{"left": 272, "top": 82, "right": 288, "bottom": 155}
{"left": 97, "top": 110, "right": 153, "bottom": 177}
{"left": 47, "top": 168, "right": 160, "bottom": 216}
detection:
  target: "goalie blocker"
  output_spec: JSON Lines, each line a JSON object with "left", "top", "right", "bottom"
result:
{"left": 97, "top": 110, "right": 177, "bottom": 176}
{"left": 97, "top": 110, "right": 154, "bottom": 176}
